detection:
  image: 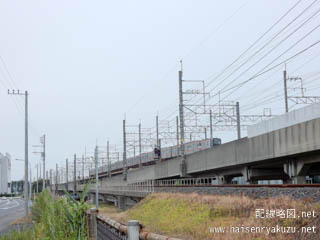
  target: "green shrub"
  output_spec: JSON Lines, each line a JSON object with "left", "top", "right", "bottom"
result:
{"left": 30, "top": 184, "right": 91, "bottom": 240}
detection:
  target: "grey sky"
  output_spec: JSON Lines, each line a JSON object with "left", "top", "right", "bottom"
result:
{"left": 0, "top": 0, "right": 319, "bottom": 180}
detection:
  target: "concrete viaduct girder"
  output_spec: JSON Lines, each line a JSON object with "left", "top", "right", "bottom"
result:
{"left": 55, "top": 117, "right": 320, "bottom": 204}
{"left": 128, "top": 117, "right": 320, "bottom": 184}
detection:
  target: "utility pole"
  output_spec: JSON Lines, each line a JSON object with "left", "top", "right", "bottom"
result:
{"left": 84, "top": 147, "right": 87, "bottom": 179}
{"left": 284, "top": 69, "right": 289, "bottom": 113}
{"left": 138, "top": 123, "right": 142, "bottom": 168}
{"left": 55, "top": 164, "right": 58, "bottom": 193}
{"left": 29, "top": 166, "right": 32, "bottom": 201}
{"left": 210, "top": 109, "right": 213, "bottom": 140}
{"left": 39, "top": 163, "right": 42, "bottom": 191}
{"left": 73, "top": 154, "right": 76, "bottom": 193}
{"left": 46, "top": 171, "right": 48, "bottom": 189}
{"left": 66, "top": 158, "right": 68, "bottom": 192}
{"left": 236, "top": 102, "right": 241, "bottom": 139}
{"left": 41, "top": 134, "right": 46, "bottom": 189}
{"left": 8, "top": 90, "right": 29, "bottom": 217}
{"left": 107, "top": 141, "right": 111, "bottom": 177}
{"left": 33, "top": 134, "right": 46, "bottom": 191}
{"left": 176, "top": 116, "right": 179, "bottom": 148}
{"left": 94, "top": 146, "right": 99, "bottom": 209}
{"left": 49, "top": 169, "right": 52, "bottom": 193}
{"left": 156, "top": 115, "right": 159, "bottom": 148}
{"left": 178, "top": 67, "right": 187, "bottom": 177}
{"left": 36, "top": 164, "right": 39, "bottom": 193}
{"left": 82, "top": 155, "right": 84, "bottom": 181}
{"left": 123, "top": 119, "right": 127, "bottom": 180}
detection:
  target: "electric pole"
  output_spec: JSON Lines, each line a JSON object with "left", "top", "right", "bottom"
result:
{"left": 138, "top": 124, "right": 142, "bottom": 168}
{"left": 66, "top": 158, "right": 68, "bottom": 192}
{"left": 210, "top": 110, "right": 213, "bottom": 140}
{"left": 8, "top": 89, "right": 29, "bottom": 218}
{"left": 49, "top": 169, "right": 52, "bottom": 192}
{"left": 283, "top": 70, "right": 289, "bottom": 113}
{"left": 123, "top": 119, "right": 127, "bottom": 180}
{"left": 156, "top": 115, "right": 159, "bottom": 148}
{"left": 178, "top": 66, "right": 187, "bottom": 177}
{"left": 82, "top": 155, "right": 84, "bottom": 181}
{"left": 29, "top": 166, "right": 32, "bottom": 201}
{"left": 36, "top": 164, "right": 39, "bottom": 193}
{"left": 41, "top": 135, "right": 46, "bottom": 189}
{"left": 95, "top": 146, "right": 99, "bottom": 209}
{"left": 107, "top": 141, "right": 111, "bottom": 177}
{"left": 73, "top": 154, "right": 76, "bottom": 193}
{"left": 33, "top": 134, "right": 46, "bottom": 191}
{"left": 236, "top": 102, "right": 241, "bottom": 139}
{"left": 39, "top": 163, "right": 42, "bottom": 191}
{"left": 283, "top": 69, "right": 320, "bottom": 111}
{"left": 176, "top": 116, "right": 179, "bottom": 148}
{"left": 55, "top": 164, "right": 58, "bottom": 194}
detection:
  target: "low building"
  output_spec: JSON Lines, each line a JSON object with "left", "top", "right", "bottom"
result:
{"left": 0, "top": 152, "right": 11, "bottom": 194}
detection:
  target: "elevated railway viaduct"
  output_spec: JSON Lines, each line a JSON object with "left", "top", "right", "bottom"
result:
{"left": 55, "top": 116, "right": 320, "bottom": 209}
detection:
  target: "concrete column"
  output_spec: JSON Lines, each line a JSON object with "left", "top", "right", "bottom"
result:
{"left": 128, "top": 220, "right": 140, "bottom": 240}
{"left": 283, "top": 160, "right": 306, "bottom": 184}
{"left": 216, "top": 176, "right": 232, "bottom": 184}
{"left": 117, "top": 196, "right": 126, "bottom": 210}
{"left": 291, "top": 176, "right": 306, "bottom": 184}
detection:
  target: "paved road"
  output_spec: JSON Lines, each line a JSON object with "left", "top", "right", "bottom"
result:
{"left": 0, "top": 197, "right": 30, "bottom": 234}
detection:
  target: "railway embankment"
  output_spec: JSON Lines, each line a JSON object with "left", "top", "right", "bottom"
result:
{"left": 99, "top": 192, "right": 320, "bottom": 240}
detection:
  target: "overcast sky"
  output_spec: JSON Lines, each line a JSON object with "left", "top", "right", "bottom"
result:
{"left": 1, "top": 0, "right": 319, "bottom": 180}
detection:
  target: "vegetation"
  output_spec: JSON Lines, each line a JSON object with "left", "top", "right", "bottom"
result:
{"left": 0, "top": 229, "right": 34, "bottom": 240}
{"left": 100, "top": 193, "right": 320, "bottom": 240}
{"left": 0, "top": 184, "right": 91, "bottom": 240}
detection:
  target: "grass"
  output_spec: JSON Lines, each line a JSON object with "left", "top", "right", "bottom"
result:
{"left": 0, "top": 229, "right": 34, "bottom": 240}
{"left": 99, "top": 193, "right": 320, "bottom": 240}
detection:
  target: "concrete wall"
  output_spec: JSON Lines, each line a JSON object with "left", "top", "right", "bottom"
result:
{"left": 185, "top": 118, "right": 320, "bottom": 174}
{"left": 247, "top": 103, "right": 320, "bottom": 137}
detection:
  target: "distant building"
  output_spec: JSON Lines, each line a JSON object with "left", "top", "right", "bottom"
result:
{"left": 0, "top": 152, "right": 11, "bottom": 194}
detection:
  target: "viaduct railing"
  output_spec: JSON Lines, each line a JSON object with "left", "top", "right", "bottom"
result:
{"left": 102, "top": 177, "right": 217, "bottom": 193}
{"left": 54, "top": 177, "right": 219, "bottom": 193}
{"left": 55, "top": 177, "right": 222, "bottom": 193}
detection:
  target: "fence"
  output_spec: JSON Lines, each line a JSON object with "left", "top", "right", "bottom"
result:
{"left": 100, "top": 177, "right": 218, "bottom": 194}
{"left": 87, "top": 208, "right": 181, "bottom": 240}
{"left": 56, "top": 177, "right": 222, "bottom": 193}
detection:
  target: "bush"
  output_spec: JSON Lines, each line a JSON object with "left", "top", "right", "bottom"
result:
{"left": 30, "top": 184, "right": 91, "bottom": 240}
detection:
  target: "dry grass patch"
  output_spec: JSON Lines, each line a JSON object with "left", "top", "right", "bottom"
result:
{"left": 99, "top": 193, "right": 320, "bottom": 240}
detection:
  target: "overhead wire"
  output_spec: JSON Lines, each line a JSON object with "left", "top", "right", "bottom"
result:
{"left": 157, "top": 0, "right": 317, "bottom": 124}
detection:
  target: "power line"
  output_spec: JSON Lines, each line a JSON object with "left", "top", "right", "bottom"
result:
{"left": 204, "top": 0, "right": 305, "bottom": 90}
{"left": 209, "top": 4, "right": 320, "bottom": 100}
{"left": 156, "top": 0, "right": 318, "bottom": 124}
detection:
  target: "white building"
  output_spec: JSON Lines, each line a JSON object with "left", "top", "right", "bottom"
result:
{"left": 0, "top": 152, "right": 11, "bottom": 194}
